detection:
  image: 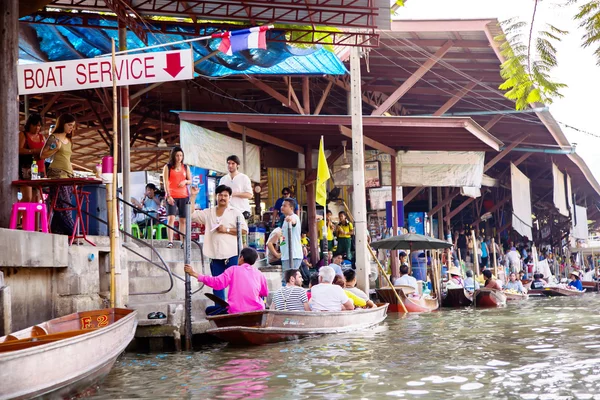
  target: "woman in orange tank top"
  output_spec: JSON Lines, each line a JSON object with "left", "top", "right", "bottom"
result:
{"left": 162, "top": 146, "right": 192, "bottom": 248}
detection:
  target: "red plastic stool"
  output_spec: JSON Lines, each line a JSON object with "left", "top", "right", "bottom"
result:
{"left": 9, "top": 202, "right": 49, "bottom": 232}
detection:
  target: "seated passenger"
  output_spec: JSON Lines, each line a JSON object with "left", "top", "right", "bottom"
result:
{"left": 393, "top": 264, "right": 419, "bottom": 293}
{"left": 530, "top": 273, "right": 546, "bottom": 290}
{"left": 184, "top": 247, "right": 268, "bottom": 314}
{"left": 446, "top": 266, "right": 464, "bottom": 289}
{"left": 482, "top": 269, "right": 503, "bottom": 290}
{"left": 309, "top": 266, "right": 354, "bottom": 311}
{"left": 306, "top": 273, "right": 320, "bottom": 301}
{"left": 270, "top": 269, "right": 310, "bottom": 311}
{"left": 333, "top": 275, "right": 375, "bottom": 308}
{"left": 328, "top": 252, "right": 345, "bottom": 276}
{"left": 343, "top": 269, "right": 369, "bottom": 300}
{"left": 463, "top": 270, "right": 480, "bottom": 292}
{"left": 503, "top": 272, "right": 526, "bottom": 293}
{"left": 582, "top": 267, "right": 595, "bottom": 282}
{"left": 568, "top": 270, "right": 583, "bottom": 291}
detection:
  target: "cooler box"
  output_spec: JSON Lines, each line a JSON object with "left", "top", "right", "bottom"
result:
{"left": 248, "top": 226, "right": 266, "bottom": 250}
{"left": 411, "top": 252, "right": 427, "bottom": 281}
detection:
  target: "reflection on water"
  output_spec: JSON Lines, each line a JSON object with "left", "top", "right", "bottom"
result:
{"left": 93, "top": 296, "right": 600, "bottom": 399}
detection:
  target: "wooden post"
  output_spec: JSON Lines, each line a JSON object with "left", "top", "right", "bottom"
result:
{"left": 349, "top": 46, "right": 370, "bottom": 293}
{"left": 119, "top": 24, "right": 132, "bottom": 241}
{"left": 305, "top": 145, "right": 319, "bottom": 265}
{"left": 437, "top": 188, "right": 444, "bottom": 240}
{"left": 367, "top": 245, "right": 407, "bottom": 313}
{"left": 110, "top": 39, "right": 120, "bottom": 308}
{"left": 390, "top": 155, "right": 399, "bottom": 280}
{"left": 0, "top": 0, "right": 18, "bottom": 227}
{"left": 492, "top": 238, "right": 498, "bottom": 278}
{"left": 472, "top": 230, "right": 480, "bottom": 276}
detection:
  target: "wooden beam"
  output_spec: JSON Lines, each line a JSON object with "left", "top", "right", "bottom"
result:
{"left": 497, "top": 221, "right": 512, "bottom": 235}
{"left": 314, "top": 80, "right": 333, "bottom": 116}
{"left": 227, "top": 122, "right": 304, "bottom": 154}
{"left": 305, "top": 146, "right": 345, "bottom": 185}
{"left": 371, "top": 40, "right": 454, "bottom": 116}
{"left": 483, "top": 115, "right": 503, "bottom": 131}
{"left": 432, "top": 81, "right": 478, "bottom": 116}
{"left": 430, "top": 190, "right": 459, "bottom": 215}
{"left": 513, "top": 152, "right": 533, "bottom": 167}
{"left": 339, "top": 125, "right": 395, "bottom": 155}
{"left": 483, "top": 135, "right": 529, "bottom": 172}
{"left": 471, "top": 196, "right": 511, "bottom": 225}
{"left": 284, "top": 77, "right": 305, "bottom": 115}
{"left": 245, "top": 77, "right": 301, "bottom": 114}
{"left": 445, "top": 197, "right": 476, "bottom": 222}
{"left": 302, "top": 77, "right": 310, "bottom": 114}
{"left": 40, "top": 93, "right": 62, "bottom": 116}
{"left": 403, "top": 187, "right": 425, "bottom": 206}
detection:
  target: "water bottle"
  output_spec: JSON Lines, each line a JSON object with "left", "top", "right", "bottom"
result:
{"left": 31, "top": 158, "right": 39, "bottom": 180}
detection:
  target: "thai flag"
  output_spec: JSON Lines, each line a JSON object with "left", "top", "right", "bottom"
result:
{"left": 216, "top": 26, "right": 270, "bottom": 55}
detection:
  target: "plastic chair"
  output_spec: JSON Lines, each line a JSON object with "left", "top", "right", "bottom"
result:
{"left": 130, "top": 223, "right": 141, "bottom": 239}
{"left": 9, "top": 202, "right": 49, "bottom": 233}
{"left": 155, "top": 224, "right": 169, "bottom": 240}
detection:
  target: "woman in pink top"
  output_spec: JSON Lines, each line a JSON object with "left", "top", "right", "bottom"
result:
{"left": 184, "top": 248, "right": 268, "bottom": 315}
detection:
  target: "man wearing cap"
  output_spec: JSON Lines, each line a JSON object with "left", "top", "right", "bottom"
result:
{"left": 219, "top": 155, "right": 253, "bottom": 218}
{"left": 568, "top": 270, "right": 583, "bottom": 291}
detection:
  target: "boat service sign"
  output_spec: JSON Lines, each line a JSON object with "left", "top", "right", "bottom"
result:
{"left": 18, "top": 49, "right": 194, "bottom": 95}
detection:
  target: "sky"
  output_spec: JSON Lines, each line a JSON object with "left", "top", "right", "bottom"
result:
{"left": 394, "top": 0, "right": 600, "bottom": 183}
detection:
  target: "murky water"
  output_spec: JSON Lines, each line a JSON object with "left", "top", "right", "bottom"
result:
{"left": 92, "top": 295, "right": 600, "bottom": 399}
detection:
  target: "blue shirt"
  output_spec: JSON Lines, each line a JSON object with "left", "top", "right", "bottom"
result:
{"left": 481, "top": 242, "right": 488, "bottom": 258}
{"left": 328, "top": 263, "right": 343, "bottom": 276}
{"left": 274, "top": 197, "right": 298, "bottom": 213}
{"left": 568, "top": 280, "right": 583, "bottom": 291}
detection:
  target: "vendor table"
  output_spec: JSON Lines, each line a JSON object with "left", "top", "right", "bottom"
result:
{"left": 12, "top": 178, "right": 104, "bottom": 246}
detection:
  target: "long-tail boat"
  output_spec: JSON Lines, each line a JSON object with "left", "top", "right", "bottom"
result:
{"left": 376, "top": 286, "right": 439, "bottom": 312}
{"left": 538, "top": 287, "right": 586, "bottom": 297}
{"left": 205, "top": 304, "right": 388, "bottom": 345}
{"left": 442, "top": 288, "right": 474, "bottom": 308}
{"left": 474, "top": 288, "right": 507, "bottom": 307}
{"left": 0, "top": 308, "right": 137, "bottom": 399}
{"left": 582, "top": 281, "right": 599, "bottom": 292}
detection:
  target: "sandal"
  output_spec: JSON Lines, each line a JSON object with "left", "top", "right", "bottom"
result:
{"left": 180, "top": 242, "right": 184, "bottom": 249}
{"left": 167, "top": 242, "right": 173, "bottom": 249}
{"left": 147, "top": 311, "right": 166, "bottom": 319}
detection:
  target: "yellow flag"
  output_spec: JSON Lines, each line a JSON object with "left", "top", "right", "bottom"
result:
{"left": 316, "top": 136, "right": 330, "bottom": 207}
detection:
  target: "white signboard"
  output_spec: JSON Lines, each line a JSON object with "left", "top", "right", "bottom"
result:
{"left": 369, "top": 186, "right": 403, "bottom": 210}
{"left": 396, "top": 151, "right": 485, "bottom": 188}
{"left": 18, "top": 49, "right": 194, "bottom": 95}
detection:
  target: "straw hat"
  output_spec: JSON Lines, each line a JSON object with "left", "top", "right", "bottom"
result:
{"left": 448, "top": 266, "right": 462, "bottom": 276}
{"left": 569, "top": 270, "right": 580, "bottom": 278}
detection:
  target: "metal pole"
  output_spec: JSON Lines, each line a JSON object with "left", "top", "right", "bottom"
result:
{"left": 119, "top": 25, "right": 131, "bottom": 241}
{"left": 184, "top": 202, "right": 192, "bottom": 351}
{"left": 349, "top": 46, "right": 370, "bottom": 293}
{"left": 322, "top": 206, "right": 328, "bottom": 265}
{"left": 390, "top": 155, "right": 399, "bottom": 280}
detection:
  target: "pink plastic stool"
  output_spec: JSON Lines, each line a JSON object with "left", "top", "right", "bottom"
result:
{"left": 9, "top": 203, "right": 49, "bottom": 233}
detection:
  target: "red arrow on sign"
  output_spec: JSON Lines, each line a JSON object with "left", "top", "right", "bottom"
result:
{"left": 164, "top": 52, "right": 185, "bottom": 78}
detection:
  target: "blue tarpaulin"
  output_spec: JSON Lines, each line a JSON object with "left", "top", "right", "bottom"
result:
{"left": 19, "top": 17, "right": 347, "bottom": 76}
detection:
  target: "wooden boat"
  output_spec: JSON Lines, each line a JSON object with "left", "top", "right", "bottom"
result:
{"left": 0, "top": 308, "right": 137, "bottom": 400}
{"left": 538, "top": 287, "right": 586, "bottom": 297}
{"left": 206, "top": 304, "right": 389, "bottom": 345}
{"left": 582, "top": 281, "right": 599, "bottom": 292}
{"left": 474, "top": 288, "right": 507, "bottom": 307}
{"left": 503, "top": 291, "right": 529, "bottom": 301}
{"left": 376, "top": 287, "right": 439, "bottom": 313}
{"left": 442, "top": 288, "right": 473, "bottom": 308}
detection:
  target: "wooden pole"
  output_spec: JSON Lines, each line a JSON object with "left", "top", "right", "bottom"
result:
{"left": 119, "top": 24, "right": 132, "bottom": 242}
{"left": 390, "top": 155, "right": 399, "bottom": 280}
{"left": 305, "top": 145, "right": 319, "bottom": 265}
{"left": 492, "top": 238, "right": 498, "bottom": 278}
{"left": 472, "top": 230, "right": 480, "bottom": 277}
{"left": 367, "top": 245, "right": 408, "bottom": 313}
{"left": 109, "top": 39, "right": 119, "bottom": 308}
{"left": 349, "top": 46, "right": 370, "bottom": 294}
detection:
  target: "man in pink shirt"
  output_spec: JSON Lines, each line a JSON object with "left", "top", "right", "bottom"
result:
{"left": 184, "top": 247, "right": 268, "bottom": 315}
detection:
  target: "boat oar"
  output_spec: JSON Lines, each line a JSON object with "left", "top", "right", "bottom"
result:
{"left": 367, "top": 245, "right": 408, "bottom": 313}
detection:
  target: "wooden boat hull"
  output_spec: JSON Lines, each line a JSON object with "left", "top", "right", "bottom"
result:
{"left": 442, "top": 288, "right": 473, "bottom": 308}
{"left": 539, "top": 287, "right": 586, "bottom": 297}
{"left": 0, "top": 308, "right": 137, "bottom": 400}
{"left": 376, "top": 287, "right": 439, "bottom": 313}
{"left": 206, "top": 304, "right": 389, "bottom": 345}
{"left": 504, "top": 292, "right": 529, "bottom": 301}
{"left": 474, "top": 288, "right": 507, "bottom": 308}
{"left": 582, "top": 281, "right": 599, "bottom": 292}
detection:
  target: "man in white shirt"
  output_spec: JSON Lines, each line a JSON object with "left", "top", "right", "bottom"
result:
{"left": 309, "top": 266, "right": 354, "bottom": 311}
{"left": 280, "top": 199, "right": 303, "bottom": 282}
{"left": 190, "top": 184, "right": 248, "bottom": 301}
{"left": 219, "top": 155, "right": 253, "bottom": 218}
{"left": 393, "top": 264, "right": 419, "bottom": 293}
{"left": 270, "top": 269, "right": 310, "bottom": 311}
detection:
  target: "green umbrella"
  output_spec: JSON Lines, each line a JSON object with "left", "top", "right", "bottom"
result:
{"left": 371, "top": 233, "right": 452, "bottom": 251}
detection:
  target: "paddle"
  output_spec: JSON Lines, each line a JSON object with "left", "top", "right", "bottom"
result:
{"left": 205, "top": 293, "right": 230, "bottom": 308}
{"left": 367, "top": 244, "right": 408, "bottom": 313}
